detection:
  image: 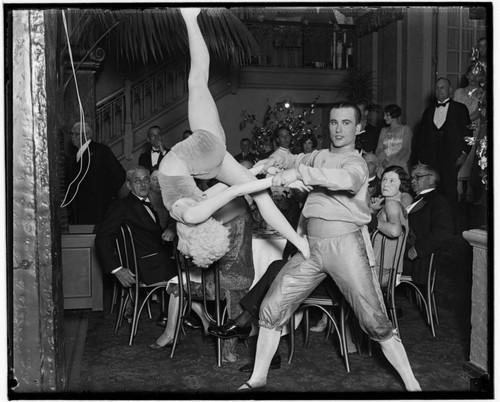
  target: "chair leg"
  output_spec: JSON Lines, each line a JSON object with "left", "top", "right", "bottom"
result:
{"left": 129, "top": 290, "right": 139, "bottom": 346}
{"left": 303, "top": 308, "right": 310, "bottom": 347}
{"left": 110, "top": 280, "right": 118, "bottom": 314}
{"left": 288, "top": 313, "right": 296, "bottom": 364}
{"left": 214, "top": 265, "right": 222, "bottom": 367}
{"left": 114, "top": 288, "right": 127, "bottom": 333}
{"left": 340, "top": 300, "right": 350, "bottom": 373}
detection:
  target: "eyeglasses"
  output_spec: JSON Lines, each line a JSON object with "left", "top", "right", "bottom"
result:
{"left": 410, "top": 174, "right": 432, "bottom": 181}
{"left": 132, "top": 177, "right": 150, "bottom": 185}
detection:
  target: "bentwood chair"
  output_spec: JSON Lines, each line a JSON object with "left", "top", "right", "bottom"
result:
{"left": 399, "top": 252, "right": 439, "bottom": 337}
{"left": 114, "top": 224, "right": 169, "bottom": 345}
{"left": 289, "top": 283, "right": 352, "bottom": 373}
{"left": 370, "top": 228, "right": 407, "bottom": 336}
{"left": 171, "top": 244, "right": 227, "bottom": 366}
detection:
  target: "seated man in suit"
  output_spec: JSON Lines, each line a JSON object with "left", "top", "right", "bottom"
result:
{"left": 403, "top": 164, "right": 454, "bottom": 286}
{"left": 95, "top": 165, "right": 178, "bottom": 336}
{"left": 95, "top": 165, "right": 177, "bottom": 287}
{"left": 138, "top": 126, "right": 170, "bottom": 172}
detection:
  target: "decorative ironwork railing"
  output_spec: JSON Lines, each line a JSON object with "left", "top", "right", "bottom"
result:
{"left": 96, "top": 57, "right": 189, "bottom": 145}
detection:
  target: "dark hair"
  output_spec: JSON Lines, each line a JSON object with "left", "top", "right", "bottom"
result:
{"left": 274, "top": 126, "right": 291, "bottom": 140}
{"left": 300, "top": 133, "right": 318, "bottom": 150}
{"left": 382, "top": 165, "right": 411, "bottom": 193}
{"left": 240, "top": 137, "right": 251, "bottom": 145}
{"left": 330, "top": 102, "right": 361, "bottom": 124}
{"left": 436, "top": 77, "right": 451, "bottom": 87}
{"left": 147, "top": 125, "right": 162, "bottom": 138}
{"left": 410, "top": 164, "right": 440, "bottom": 184}
{"left": 384, "top": 104, "right": 401, "bottom": 119}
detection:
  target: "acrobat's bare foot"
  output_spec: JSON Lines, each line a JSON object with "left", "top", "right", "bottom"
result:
{"left": 406, "top": 380, "right": 422, "bottom": 391}
{"left": 180, "top": 7, "right": 201, "bottom": 19}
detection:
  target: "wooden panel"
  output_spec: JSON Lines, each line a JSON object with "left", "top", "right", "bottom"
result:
{"left": 62, "top": 232, "right": 103, "bottom": 311}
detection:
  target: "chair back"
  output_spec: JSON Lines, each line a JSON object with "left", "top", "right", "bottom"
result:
{"left": 370, "top": 227, "right": 407, "bottom": 293}
{"left": 115, "top": 224, "right": 140, "bottom": 287}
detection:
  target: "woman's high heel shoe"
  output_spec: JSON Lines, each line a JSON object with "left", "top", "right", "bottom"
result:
{"left": 147, "top": 339, "right": 176, "bottom": 350}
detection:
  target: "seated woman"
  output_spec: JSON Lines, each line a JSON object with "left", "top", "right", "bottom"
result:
{"left": 369, "top": 165, "right": 411, "bottom": 287}
{"left": 158, "top": 8, "right": 310, "bottom": 267}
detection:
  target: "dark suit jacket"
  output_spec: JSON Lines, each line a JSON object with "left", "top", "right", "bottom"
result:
{"left": 66, "top": 141, "right": 126, "bottom": 225}
{"left": 355, "top": 124, "right": 381, "bottom": 154}
{"left": 95, "top": 192, "right": 176, "bottom": 285}
{"left": 234, "top": 151, "right": 259, "bottom": 165}
{"left": 138, "top": 146, "right": 170, "bottom": 172}
{"left": 403, "top": 189, "right": 454, "bottom": 285}
{"left": 415, "top": 100, "right": 472, "bottom": 170}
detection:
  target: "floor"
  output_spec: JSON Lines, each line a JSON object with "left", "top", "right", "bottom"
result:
{"left": 62, "top": 201, "right": 491, "bottom": 398}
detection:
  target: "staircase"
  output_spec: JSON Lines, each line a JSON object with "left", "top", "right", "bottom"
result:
{"left": 95, "top": 57, "right": 232, "bottom": 165}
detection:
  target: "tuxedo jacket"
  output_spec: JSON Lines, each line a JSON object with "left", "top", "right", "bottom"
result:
{"left": 234, "top": 151, "right": 259, "bottom": 165}
{"left": 404, "top": 189, "right": 454, "bottom": 285}
{"left": 95, "top": 192, "right": 176, "bottom": 285}
{"left": 138, "top": 146, "right": 170, "bottom": 172}
{"left": 415, "top": 100, "right": 472, "bottom": 169}
{"left": 66, "top": 141, "right": 126, "bottom": 224}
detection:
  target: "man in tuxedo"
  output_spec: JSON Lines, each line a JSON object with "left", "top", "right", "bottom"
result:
{"left": 403, "top": 164, "right": 454, "bottom": 286}
{"left": 414, "top": 78, "right": 472, "bottom": 226}
{"left": 95, "top": 166, "right": 176, "bottom": 287}
{"left": 138, "top": 126, "right": 170, "bottom": 172}
{"left": 234, "top": 138, "right": 259, "bottom": 165}
{"left": 65, "top": 122, "right": 126, "bottom": 225}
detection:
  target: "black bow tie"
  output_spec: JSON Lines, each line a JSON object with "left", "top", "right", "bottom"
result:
{"left": 141, "top": 199, "right": 154, "bottom": 209}
{"left": 436, "top": 101, "right": 450, "bottom": 108}
{"left": 152, "top": 149, "right": 161, "bottom": 154}
{"left": 414, "top": 194, "right": 424, "bottom": 202}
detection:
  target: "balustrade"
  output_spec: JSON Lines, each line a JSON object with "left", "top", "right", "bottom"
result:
{"left": 96, "top": 58, "right": 188, "bottom": 146}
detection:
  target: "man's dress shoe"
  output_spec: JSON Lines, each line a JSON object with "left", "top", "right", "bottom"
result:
{"left": 156, "top": 313, "right": 168, "bottom": 328}
{"left": 239, "top": 354, "right": 281, "bottom": 372}
{"left": 208, "top": 321, "right": 252, "bottom": 339}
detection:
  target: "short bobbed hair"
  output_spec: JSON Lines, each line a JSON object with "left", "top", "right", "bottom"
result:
{"left": 300, "top": 133, "right": 318, "bottom": 150}
{"left": 384, "top": 104, "right": 402, "bottom": 119}
{"left": 381, "top": 165, "right": 411, "bottom": 193}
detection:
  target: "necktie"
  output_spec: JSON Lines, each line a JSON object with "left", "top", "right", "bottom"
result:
{"left": 436, "top": 100, "right": 450, "bottom": 108}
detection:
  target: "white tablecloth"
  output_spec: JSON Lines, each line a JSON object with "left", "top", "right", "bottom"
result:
{"left": 251, "top": 231, "right": 287, "bottom": 289}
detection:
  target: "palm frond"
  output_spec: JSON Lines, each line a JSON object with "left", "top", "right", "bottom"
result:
{"left": 339, "top": 68, "right": 376, "bottom": 105}
{"left": 62, "top": 7, "right": 261, "bottom": 67}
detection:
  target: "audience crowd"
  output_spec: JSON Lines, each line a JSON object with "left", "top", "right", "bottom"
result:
{"left": 65, "top": 7, "right": 487, "bottom": 392}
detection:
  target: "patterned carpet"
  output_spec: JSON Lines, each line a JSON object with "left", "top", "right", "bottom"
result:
{"left": 74, "top": 233, "right": 484, "bottom": 398}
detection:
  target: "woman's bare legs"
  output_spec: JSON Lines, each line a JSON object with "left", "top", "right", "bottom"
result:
{"left": 380, "top": 336, "right": 421, "bottom": 391}
{"left": 217, "top": 153, "right": 310, "bottom": 258}
{"left": 238, "top": 326, "right": 281, "bottom": 390}
{"left": 180, "top": 8, "right": 226, "bottom": 142}
{"left": 155, "top": 293, "right": 180, "bottom": 345}
{"left": 191, "top": 301, "right": 210, "bottom": 333}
